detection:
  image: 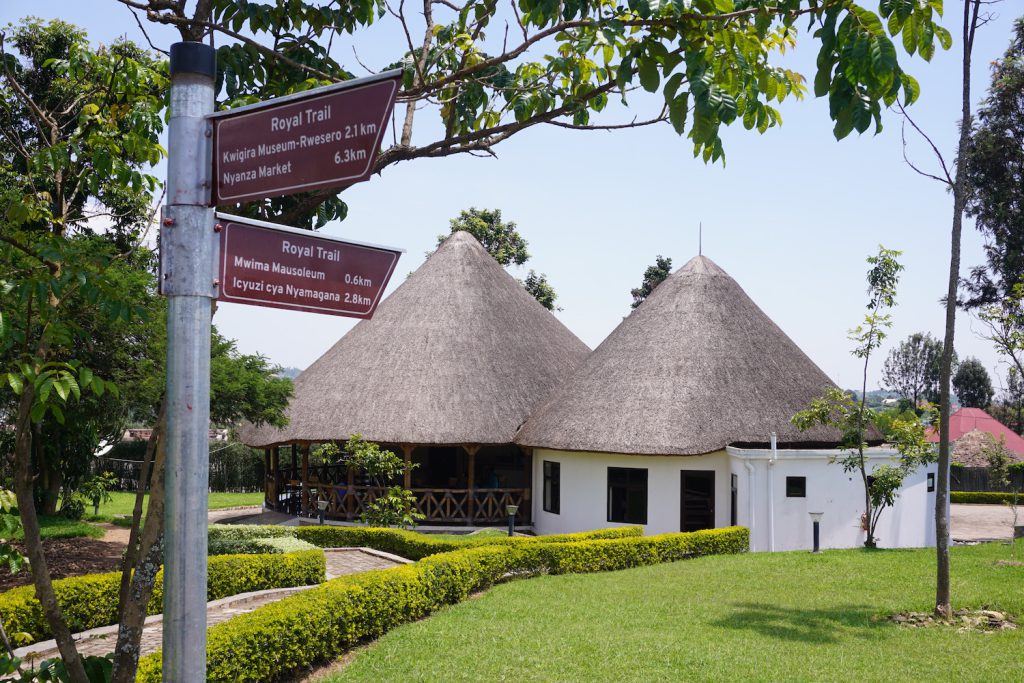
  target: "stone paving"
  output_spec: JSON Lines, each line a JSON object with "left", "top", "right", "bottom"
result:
{"left": 14, "top": 549, "right": 407, "bottom": 664}
{"left": 951, "top": 503, "right": 1020, "bottom": 542}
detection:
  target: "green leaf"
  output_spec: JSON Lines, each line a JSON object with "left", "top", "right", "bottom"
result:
{"left": 78, "top": 366, "right": 93, "bottom": 389}
{"left": 935, "top": 25, "right": 952, "bottom": 50}
{"left": 668, "top": 93, "right": 689, "bottom": 135}
{"left": 638, "top": 57, "right": 660, "bottom": 93}
{"left": 6, "top": 374, "right": 23, "bottom": 395}
{"left": 50, "top": 403, "right": 64, "bottom": 425}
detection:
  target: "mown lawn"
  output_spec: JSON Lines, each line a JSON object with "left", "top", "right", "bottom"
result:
{"left": 327, "top": 542, "right": 1024, "bottom": 682}
{"left": 0, "top": 515, "right": 106, "bottom": 540}
{"left": 87, "top": 491, "right": 263, "bottom": 519}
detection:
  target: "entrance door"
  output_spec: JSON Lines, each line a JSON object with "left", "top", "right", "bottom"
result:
{"left": 680, "top": 470, "right": 715, "bottom": 532}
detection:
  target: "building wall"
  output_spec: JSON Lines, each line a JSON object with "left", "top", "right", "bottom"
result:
{"left": 532, "top": 449, "right": 732, "bottom": 536}
{"left": 532, "top": 446, "right": 938, "bottom": 550}
{"left": 729, "top": 447, "right": 938, "bottom": 551}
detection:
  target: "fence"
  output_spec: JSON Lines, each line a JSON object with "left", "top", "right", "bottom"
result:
{"left": 951, "top": 467, "right": 1024, "bottom": 492}
{"left": 97, "top": 440, "right": 264, "bottom": 493}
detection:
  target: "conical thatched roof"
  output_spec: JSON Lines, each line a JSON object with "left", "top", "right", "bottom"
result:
{"left": 516, "top": 255, "right": 841, "bottom": 455}
{"left": 241, "top": 231, "right": 590, "bottom": 448}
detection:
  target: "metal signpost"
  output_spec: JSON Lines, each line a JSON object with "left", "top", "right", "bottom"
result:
{"left": 161, "top": 42, "right": 401, "bottom": 681}
{"left": 211, "top": 71, "right": 400, "bottom": 204}
{"left": 215, "top": 214, "right": 402, "bottom": 317}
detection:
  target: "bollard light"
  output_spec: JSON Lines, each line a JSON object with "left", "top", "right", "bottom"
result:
{"left": 809, "top": 512, "right": 824, "bottom": 553}
{"left": 506, "top": 504, "right": 519, "bottom": 537}
{"left": 317, "top": 499, "right": 329, "bottom": 525}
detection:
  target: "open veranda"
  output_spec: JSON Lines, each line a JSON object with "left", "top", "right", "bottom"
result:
{"left": 322, "top": 541, "right": 1023, "bottom": 682}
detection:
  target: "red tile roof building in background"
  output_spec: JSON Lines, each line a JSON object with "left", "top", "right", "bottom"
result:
{"left": 926, "top": 407, "right": 1024, "bottom": 465}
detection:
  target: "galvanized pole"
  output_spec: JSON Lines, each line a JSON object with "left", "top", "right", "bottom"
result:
{"left": 162, "top": 41, "right": 217, "bottom": 682}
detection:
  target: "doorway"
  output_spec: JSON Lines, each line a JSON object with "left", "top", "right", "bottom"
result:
{"left": 680, "top": 470, "right": 715, "bottom": 532}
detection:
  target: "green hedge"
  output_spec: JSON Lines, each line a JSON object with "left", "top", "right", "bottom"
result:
{"left": 136, "top": 527, "right": 748, "bottom": 682}
{"left": 0, "top": 550, "right": 324, "bottom": 645}
{"left": 293, "top": 524, "right": 643, "bottom": 560}
{"left": 951, "top": 491, "right": 1022, "bottom": 505}
{"left": 207, "top": 524, "right": 294, "bottom": 541}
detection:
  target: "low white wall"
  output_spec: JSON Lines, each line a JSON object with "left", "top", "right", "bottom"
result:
{"left": 532, "top": 449, "right": 731, "bottom": 536}
{"left": 531, "top": 446, "right": 938, "bottom": 551}
{"left": 729, "top": 447, "right": 937, "bottom": 551}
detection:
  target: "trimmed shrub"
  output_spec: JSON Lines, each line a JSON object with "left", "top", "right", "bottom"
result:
{"left": 0, "top": 550, "right": 325, "bottom": 645}
{"left": 293, "top": 525, "right": 643, "bottom": 560}
{"left": 951, "top": 491, "right": 1022, "bottom": 505}
{"left": 136, "top": 527, "right": 748, "bottom": 682}
{"left": 207, "top": 524, "right": 294, "bottom": 541}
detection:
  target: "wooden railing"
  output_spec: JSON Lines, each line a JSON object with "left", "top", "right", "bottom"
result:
{"left": 268, "top": 479, "right": 530, "bottom": 524}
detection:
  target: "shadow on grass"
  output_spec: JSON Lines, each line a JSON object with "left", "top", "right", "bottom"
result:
{"left": 711, "top": 602, "right": 883, "bottom": 644}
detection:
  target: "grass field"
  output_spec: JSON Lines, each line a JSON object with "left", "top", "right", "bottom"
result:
{"left": 327, "top": 542, "right": 1024, "bottom": 682}
{"left": 86, "top": 491, "right": 262, "bottom": 519}
{"left": 0, "top": 515, "right": 106, "bottom": 540}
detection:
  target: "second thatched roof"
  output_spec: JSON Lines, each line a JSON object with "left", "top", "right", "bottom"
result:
{"left": 241, "top": 231, "right": 590, "bottom": 448}
{"left": 516, "top": 255, "right": 840, "bottom": 455}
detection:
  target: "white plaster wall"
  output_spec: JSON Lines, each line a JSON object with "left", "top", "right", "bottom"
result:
{"left": 532, "top": 449, "right": 732, "bottom": 536}
{"left": 730, "top": 447, "right": 938, "bottom": 551}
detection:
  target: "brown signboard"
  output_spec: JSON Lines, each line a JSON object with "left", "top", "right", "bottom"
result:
{"left": 211, "top": 71, "right": 401, "bottom": 205}
{"left": 215, "top": 214, "right": 402, "bottom": 318}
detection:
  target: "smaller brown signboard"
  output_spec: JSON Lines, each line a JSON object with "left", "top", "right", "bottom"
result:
{"left": 211, "top": 71, "right": 400, "bottom": 205}
{"left": 216, "top": 214, "right": 402, "bottom": 318}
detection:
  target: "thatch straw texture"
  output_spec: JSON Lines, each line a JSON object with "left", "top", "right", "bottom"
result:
{"left": 516, "top": 255, "right": 840, "bottom": 455}
{"left": 241, "top": 231, "right": 590, "bottom": 448}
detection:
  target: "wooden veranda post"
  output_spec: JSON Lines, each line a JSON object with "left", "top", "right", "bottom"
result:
{"left": 300, "top": 444, "right": 310, "bottom": 516}
{"left": 465, "top": 445, "right": 479, "bottom": 524}
{"left": 401, "top": 445, "right": 413, "bottom": 489}
{"left": 270, "top": 447, "right": 280, "bottom": 507}
{"left": 263, "top": 448, "right": 271, "bottom": 506}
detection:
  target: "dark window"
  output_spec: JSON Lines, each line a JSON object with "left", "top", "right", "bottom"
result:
{"left": 543, "top": 461, "right": 560, "bottom": 514}
{"left": 608, "top": 467, "right": 647, "bottom": 524}
{"left": 927, "top": 472, "right": 935, "bottom": 492}
{"left": 786, "top": 476, "right": 806, "bottom": 498}
{"left": 730, "top": 473, "right": 738, "bottom": 526}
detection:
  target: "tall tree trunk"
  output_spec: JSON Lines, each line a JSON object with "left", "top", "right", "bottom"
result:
{"left": 110, "top": 401, "right": 168, "bottom": 683}
{"left": 936, "top": 0, "right": 981, "bottom": 620}
{"left": 12, "top": 386, "right": 89, "bottom": 683}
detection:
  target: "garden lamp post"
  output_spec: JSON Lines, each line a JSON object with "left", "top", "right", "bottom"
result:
{"left": 809, "top": 512, "right": 823, "bottom": 553}
{"left": 318, "top": 499, "right": 329, "bottom": 525}
{"left": 506, "top": 504, "right": 518, "bottom": 537}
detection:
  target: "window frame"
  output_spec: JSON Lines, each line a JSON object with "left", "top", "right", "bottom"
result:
{"left": 542, "top": 460, "right": 560, "bottom": 514}
{"left": 785, "top": 476, "right": 807, "bottom": 498}
{"left": 607, "top": 466, "right": 648, "bottom": 525}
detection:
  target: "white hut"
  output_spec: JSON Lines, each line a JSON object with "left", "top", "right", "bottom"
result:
{"left": 516, "top": 256, "right": 936, "bottom": 550}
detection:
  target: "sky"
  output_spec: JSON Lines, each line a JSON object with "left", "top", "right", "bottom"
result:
{"left": 3, "top": 1, "right": 1021, "bottom": 393}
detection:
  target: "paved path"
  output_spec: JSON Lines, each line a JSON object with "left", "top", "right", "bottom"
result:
{"left": 951, "top": 503, "right": 1020, "bottom": 542}
{"left": 14, "top": 548, "right": 408, "bottom": 665}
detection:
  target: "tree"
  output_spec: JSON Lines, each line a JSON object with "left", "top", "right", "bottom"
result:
{"left": 440, "top": 208, "right": 529, "bottom": 266}
{"left": 0, "top": 19, "right": 167, "bottom": 681}
{"left": 993, "top": 367, "right": 1024, "bottom": 434}
{"left": 631, "top": 256, "right": 672, "bottom": 309}
{"left": 523, "top": 270, "right": 559, "bottom": 312}
{"left": 793, "top": 247, "right": 937, "bottom": 548}
{"left": 881, "top": 332, "right": 946, "bottom": 408}
{"left": 895, "top": 0, "right": 988, "bottom": 619}
{"left": 0, "top": 20, "right": 294, "bottom": 681}
{"left": 953, "top": 357, "right": 994, "bottom": 409}
{"left": 439, "top": 207, "right": 560, "bottom": 309}
{"left": 316, "top": 435, "right": 424, "bottom": 529}
{"left": 962, "top": 17, "right": 1024, "bottom": 310}
{"left": 119, "top": 0, "right": 948, "bottom": 228}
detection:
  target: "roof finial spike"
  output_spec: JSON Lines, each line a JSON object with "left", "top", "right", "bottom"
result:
{"left": 699, "top": 221, "right": 702, "bottom": 256}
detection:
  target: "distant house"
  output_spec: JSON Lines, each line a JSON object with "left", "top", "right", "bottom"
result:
{"left": 926, "top": 407, "right": 1024, "bottom": 466}
{"left": 517, "top": 256, "right": 936, "bottom": 551}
